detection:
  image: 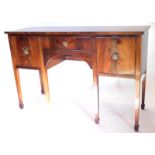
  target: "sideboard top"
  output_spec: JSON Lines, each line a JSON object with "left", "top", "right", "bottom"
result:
{"left": 5, "top": 26, "right": 150, "bottom": 35}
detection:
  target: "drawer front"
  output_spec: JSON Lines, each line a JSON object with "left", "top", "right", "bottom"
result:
{"left": 42, "top": 37, "right": 93, "bottom": 51}
{"left": 97, "top": 38, "right": 136, "bottom": 75}
{"left": 9, "top": 36, "right": 41, "bottom": 68}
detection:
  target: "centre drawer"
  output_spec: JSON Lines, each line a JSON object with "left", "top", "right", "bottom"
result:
{"left": 44, "top": 37, "right": 93, "bottom": 51}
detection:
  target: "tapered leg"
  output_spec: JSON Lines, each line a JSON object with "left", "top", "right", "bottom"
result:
{"left": 91, "top": 38, "right": 100, "bottom": 123}
{"left": 134, "top": 35, "right": 141, "bottom": 132}
{"left": 92, "top": 58, "right": 100, "bottom": 124}
{"left": 93, "top": 73, "right": 100, "bottom": 124}
{"left": 39, "top": 68, "right": 50, "bottom": 104}
{"left": 95, "top": 82, "right": 100, "bottom": 124}
{"left": 39, "top": 70, "right": 45, "bottom": 94}
{"left": 134, "top": 77, "right": 141, "bottom": 131}
{"left": 134, "top": 99, "right": 140, "bottom": 132}
{"left": 141, "top": 74, "right": 146, "bottom": 110}
{"left": 13, "top": 68, "right": 24, "bottom": 109}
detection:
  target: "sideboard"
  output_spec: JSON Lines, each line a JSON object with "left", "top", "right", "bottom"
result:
{"left": 5, "top": 26, "right": 150, "bottom": 131}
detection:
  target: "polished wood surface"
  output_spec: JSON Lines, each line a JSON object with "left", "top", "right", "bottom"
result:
{"left": 97, "top": 37, "right": 136, "bottom": 76}
{"left": 5, "top": 26, "right": 148, "bottom": 131}
{"left": 9, "top": 36, "right": 42, "bottom": 68}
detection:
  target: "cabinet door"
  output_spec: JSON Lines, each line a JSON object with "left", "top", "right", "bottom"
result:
{"left": 97, "top": 38, "right": 136, "bottom": 76}
{"left": 9, "top": 36, "right": 41, "bottom": 68}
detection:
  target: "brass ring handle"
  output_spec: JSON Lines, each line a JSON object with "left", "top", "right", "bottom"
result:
{"left": 111, "top": 52, "right": 119, "bottom": 61}
{"left": 62, "top": 41, "right": 68, "bottom": 47}
{"left": 22, "top": 47, "right": 29, "bottom": 55}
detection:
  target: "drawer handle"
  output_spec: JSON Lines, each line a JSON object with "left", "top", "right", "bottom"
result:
{"left": 22, "top": 47, "right": 29, "bottom": 55}
{"left": 111, "top": 52, "right": 119, "bottom": 61}
{"left": 62, "top": 41, "right": 68, "bottom": 47}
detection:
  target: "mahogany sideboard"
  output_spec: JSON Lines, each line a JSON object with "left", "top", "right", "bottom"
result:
{"left": 5, "top": 26, "right": 150, "bottom": 131}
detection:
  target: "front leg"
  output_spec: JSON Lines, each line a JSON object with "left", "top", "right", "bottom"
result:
{"left": 91, "top": 38, "right": 100, "bottom": 124}
{"left": 13, "top": 67, "right": 24, "bottom": 109}
{"left": 134, "top": 80, "right": 140, "bottom": 132}
{"left": 134, "top": 35, "right": 141, "bottom": 132}
{"left": 39, "top": 70, "right": 45, "bottom": 94}
{"left": 93, "top": 71, "right": 100, "bottom": 124}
